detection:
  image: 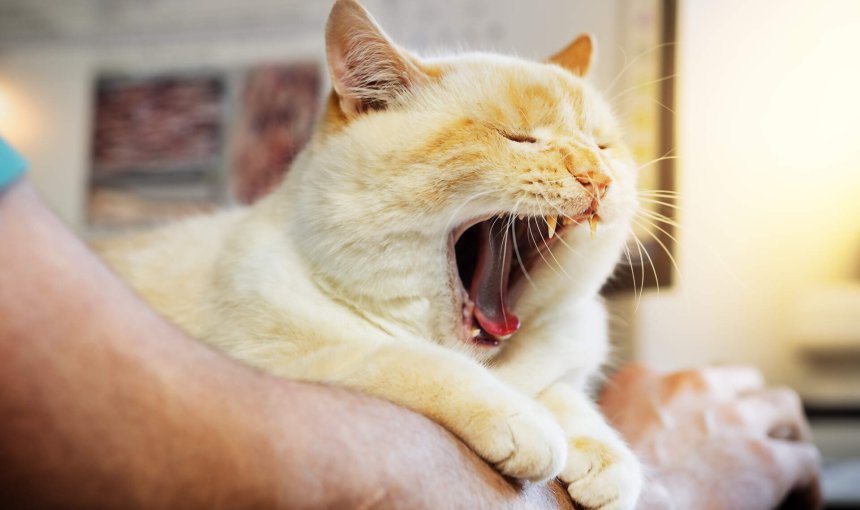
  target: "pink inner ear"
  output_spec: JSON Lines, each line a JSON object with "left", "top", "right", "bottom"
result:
{"left": 325, "top": 0, "right": 425, "bottom": 115}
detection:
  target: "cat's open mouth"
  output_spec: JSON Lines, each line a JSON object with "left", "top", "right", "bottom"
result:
{"left": 450, "top": 211, "right": 598, "bottom": 347}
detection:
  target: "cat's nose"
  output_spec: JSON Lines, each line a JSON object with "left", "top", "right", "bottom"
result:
{"left": 573, "top": 170, "right": 611, "bottom": 198}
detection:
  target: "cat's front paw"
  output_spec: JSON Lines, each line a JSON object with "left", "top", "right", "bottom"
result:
{"left": 463, "top": 397, "right": 567, "bottom": 482}
{"left": 561, "top": 435, "right": 642, "bottom": 510}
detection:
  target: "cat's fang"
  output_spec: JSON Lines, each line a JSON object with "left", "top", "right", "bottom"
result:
{"left": 470, "top": 327, "right": 481, "bottom": 338}
{"left": 589, "top": 214, "right": 599, "bottom": 238}
{"left": 546, "top": 216, "right": 557, "bottom": 239}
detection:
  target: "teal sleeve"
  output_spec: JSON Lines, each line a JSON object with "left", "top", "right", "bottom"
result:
{"left": 0, "top": 137, "right": 27, "bottom": 190}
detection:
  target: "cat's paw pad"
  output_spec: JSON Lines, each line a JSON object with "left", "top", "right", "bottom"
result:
{"left": 561, "top": 436, "right": 642, "bottom": 510}
{"left": 466, "top": 401, "right": 567, "bottom": 482}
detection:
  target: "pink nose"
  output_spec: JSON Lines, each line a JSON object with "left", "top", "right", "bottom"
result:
{"left": 573, "top": 170, "right": 611, "bottom": 198}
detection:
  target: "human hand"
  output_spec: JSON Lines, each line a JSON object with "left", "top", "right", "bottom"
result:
{"left": 599, "top": 364, "right": 822, "bottom": 510}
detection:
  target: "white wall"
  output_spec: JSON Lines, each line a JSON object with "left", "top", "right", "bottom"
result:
{"left": 633, "top": 0, "right": 860, "bottom": 394}
{"left": 0, "top": 48, "right": 93, "bottom": 226}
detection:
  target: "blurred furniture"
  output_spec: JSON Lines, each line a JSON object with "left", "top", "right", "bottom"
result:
{"left": 792, "top": 284, "right": 860, "bottom": 508}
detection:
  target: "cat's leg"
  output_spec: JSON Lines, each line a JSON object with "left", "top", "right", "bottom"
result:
{"left": 490, "top": 299, "right": 642, "bottom": 508}
{"left": 538, "top": 381, "right": 642, "bottom": 510}
{"left": 258, "top": 338, "right": 567, "bottom": 482}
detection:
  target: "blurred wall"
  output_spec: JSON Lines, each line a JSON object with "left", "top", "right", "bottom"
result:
{"left": 0, "top": 0, "right": 624, "bottom": 229}
{"left": 0, "top": 48, "right": 93, "bottom": 226}
{"left": 633, "top": 0, "right": 860, "bottom": 396}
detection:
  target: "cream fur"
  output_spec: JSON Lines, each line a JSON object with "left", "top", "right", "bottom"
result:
{"left": 97, "top": 1, "right": 643, "bottom": 507}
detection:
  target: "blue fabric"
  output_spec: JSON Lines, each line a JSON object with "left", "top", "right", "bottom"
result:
{"left": 0, "top": 137, "right": 27, "bottom": 190}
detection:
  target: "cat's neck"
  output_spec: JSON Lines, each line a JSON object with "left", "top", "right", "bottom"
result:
{"left": 255, "top": 154, "right": 456, "bottom": 342}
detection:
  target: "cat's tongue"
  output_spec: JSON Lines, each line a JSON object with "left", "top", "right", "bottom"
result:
{"left": 469, "top": 220, "right": 520, "bottom": 339}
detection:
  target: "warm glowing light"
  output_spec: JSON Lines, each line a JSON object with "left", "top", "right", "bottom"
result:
{"left": 0, "top": 79, "right": 38, "bottom": 148}
{"left": 0, "top": 82, "right": 11, "bottom": 133}
{"left": 0, "top": 90, "right": 7, "bottom": 122}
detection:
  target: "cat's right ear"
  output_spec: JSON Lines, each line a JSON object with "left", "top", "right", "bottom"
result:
{"left": 325, "top": 0, "right": 427, "bottom": 116}
{"left": 548, "top": 34, "right": 594, "bottom": 77}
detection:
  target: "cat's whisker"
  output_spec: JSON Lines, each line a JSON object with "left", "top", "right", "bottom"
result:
{"left": 639, "top": 214, "right": 681, "bottom": 233}
{"left": 527, "top": 225, "right": 563, "bottom": 279}
{"left": 634, "top": 155, "right": 678, "bottom": 173}
{"left": 609, "top": 73, "right": 679, "bottom": 106}
{"left": 634, "top": 216, "right": 681, "bottom": 247}
{"left": 638, "top": 198, "right": 681, "bottom": 210}
{"left": 630, "top": 226, "right": 660, "bottom": 300}
{"left": 537, "top": 202, "right": 573, "bottom": 281}
{"left": 553, "top": 228, "right": 581, "bottom": 258}
{"left": 510, "top": 201, "right": 538, "bottom": 292}
{"left": 638, "top": 190, "right": 679, "bottom": 198}
{"left": 628, "top": 228, "right": 647, "bottom": 305}
{"left": 498, "top": 213, "right": 513, "bottom": 326}
{"left": 612, "top": 93, "right": 678, "bottom": 119}
{"left": 442, "top": 188, "right": 506, "bottom": 235}
{"left": 525, "top": 208, "right": 564, "bottom": 281}
{"left": 539, "top": 203, "right": 595, "bottom": 270}
{"left": 621, "top": 242, "right": 639, "bottom": 308}
{"left": 585, "top": 172, "right": 606, "bottom": 211}
{"left": 638, "top": 237, "right": 659, "bottom": 305}
{"left": 638, "top": 209, "right": 682, "bottom": 229}
{"left": 632, "top": 218, "right": 683, "bottom": 286}
{"left": 543, "top": 202, "right": 582, "bottom": 237}
{"left": 630, "top": 146, "right": 677, "bottom": 173}
{"left": 605, "top": 41, "right": 679, "bottom": 95}
{"left": 638, "top": 193, "right": 680, "bottom": 205}
{"left": 638, "top": 187, "right": 679, "bottom": 194}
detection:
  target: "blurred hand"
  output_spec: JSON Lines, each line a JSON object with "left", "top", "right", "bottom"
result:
{"left": 599, "top": 364, "right": 822, "bottom": 510}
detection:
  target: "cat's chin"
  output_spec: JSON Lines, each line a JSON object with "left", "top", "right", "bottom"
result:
{"left": 447, "top": 210, "right": 598, "bottom": 350}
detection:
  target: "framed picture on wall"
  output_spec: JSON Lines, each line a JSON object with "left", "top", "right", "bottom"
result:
{"left": 86, "top": 61, "right": 323, "bottom": 230}
{"left": 87, "top": 72, "right": 228, "bottom": 229}
{"left": 230, "top": 62, "right": 322, "bottom": 204}
{"left": 603, "top": 0, "right": 678, "bottom": 294}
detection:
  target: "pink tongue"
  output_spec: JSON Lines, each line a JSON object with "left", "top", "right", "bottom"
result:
{"left": 469, "top": 220, "right": 520, "bottom": 338}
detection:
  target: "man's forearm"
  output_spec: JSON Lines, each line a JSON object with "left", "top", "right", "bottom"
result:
{"left": 0, "top": 181, "right": 571, "bottom": 509}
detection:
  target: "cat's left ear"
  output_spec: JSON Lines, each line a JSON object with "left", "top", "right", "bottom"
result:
{"left": 548, "top": 34, "right": 594, "bottom": 77}
{"left": 325, "top": 0, "right": 428, "bottom": 116}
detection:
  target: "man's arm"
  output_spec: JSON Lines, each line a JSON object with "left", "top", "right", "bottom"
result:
{"left": 0, "top": 180, "right": 572, "bottom": 509}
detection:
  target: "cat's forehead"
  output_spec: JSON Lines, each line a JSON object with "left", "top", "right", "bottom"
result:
{"left": 425, "top": 53, "right": 590, "bottom": 125}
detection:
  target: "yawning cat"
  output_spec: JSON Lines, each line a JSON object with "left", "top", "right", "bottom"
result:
{"left": 98, "top": 1, "right": 643, "bottom": 507}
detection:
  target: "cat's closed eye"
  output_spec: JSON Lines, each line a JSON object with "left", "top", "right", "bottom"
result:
{"left": 501, "top": 132, "right": 537, "bottom": 144}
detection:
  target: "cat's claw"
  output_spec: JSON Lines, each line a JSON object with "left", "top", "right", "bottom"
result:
{"left": 561, "top": 435, "right": 643, "bottom": 510}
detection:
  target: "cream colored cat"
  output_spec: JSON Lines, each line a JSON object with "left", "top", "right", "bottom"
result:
{"left": 98, "top": 1, "right": 643, "bottom": 508}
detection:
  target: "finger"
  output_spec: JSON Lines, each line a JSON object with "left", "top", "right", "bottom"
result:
{"left": 767, "top": 440, "right": 822, "bottom": 498}
{"left": 610, "top": 363, "right": 655, "bottom": 386}
{"left": 700, "top": 365, "right": 767, "bottom": 398}
{"left": 738, "top": 387, "right": 812, "bottom": 441}
{"left": 599, "top": 363, "right": 655, "bottom": 404}
{"left": 660, "top": 365, "right": 765, "bottom": 403}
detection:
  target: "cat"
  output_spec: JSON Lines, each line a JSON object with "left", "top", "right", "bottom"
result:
{"left": 97, "top": 0, "right": 643, "bottom": 508}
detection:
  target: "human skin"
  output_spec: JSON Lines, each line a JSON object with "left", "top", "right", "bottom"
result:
{"left": 0, "top": 180, "right": 572, "bottom": 509}
{"left": 601, "top": 364, "right": 822, "bottom": 510}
